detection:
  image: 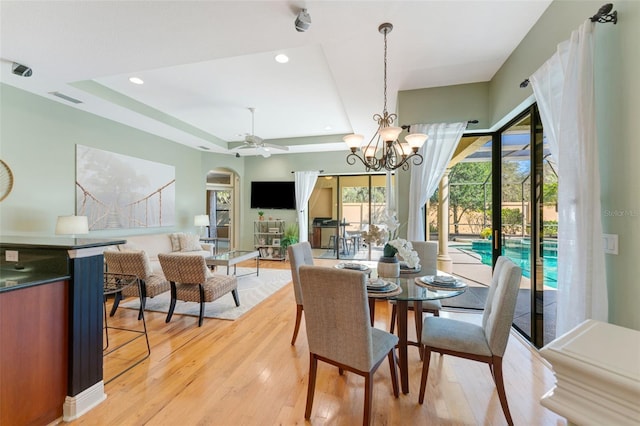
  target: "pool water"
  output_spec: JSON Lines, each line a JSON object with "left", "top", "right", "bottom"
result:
{"left": 469, "top": 239, "right": 558, "bottom": 288}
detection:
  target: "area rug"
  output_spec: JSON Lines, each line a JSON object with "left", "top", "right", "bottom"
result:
{"left": 120, "top": 268, "right": 292, "bottom": 321}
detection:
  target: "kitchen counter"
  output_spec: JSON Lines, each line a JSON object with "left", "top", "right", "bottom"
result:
{"left": 0, "top": 235, "right": 124, "bottom": 424}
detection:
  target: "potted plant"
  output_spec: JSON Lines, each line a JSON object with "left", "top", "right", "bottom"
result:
{"left": 280, "top": 223, "right": 299, "bottom": 251}
{"left": 258, "top": 211, "right": 264, "bottom": 221}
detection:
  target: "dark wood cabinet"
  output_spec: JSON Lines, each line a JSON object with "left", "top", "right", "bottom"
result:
{"left": 0, "top": 280, "right": 69, "bottom": 426}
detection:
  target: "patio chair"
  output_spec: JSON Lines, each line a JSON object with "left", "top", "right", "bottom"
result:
{"left": 418, "top": 256, "right": 522, "bottom": 426}
{"left": 298, "top": 265, "right": 399, "bottom": 426}
{"left": 287, "top": 241, "right": 314, "bottom": 345}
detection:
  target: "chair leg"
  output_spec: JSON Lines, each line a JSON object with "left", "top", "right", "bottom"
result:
{"left": 103, "top": 298, "right": 109, "bottom": 350}
{"left": 388, "top": 349, "right": 399, "bottom": 397}
{"left": 389, "top": 303, "right": 397, "bottom": 333}
{"left": 305, "top": 354, "right": 318, "bottom": 420}
{"left": 198, "top": 284, "right": 205, "bottom": 327}
{"left": 138, "top": 282, "right": 147, "bottom": 321}
{"left": 109, "top": 291, "right": 122, "bottom": 317}
{"left": 363, "top": 372, "right": 373, "bottom": 426}
{"left": 291, "top": 304, "right": 303, "bottom": 345}
{"left": 418, "top": 347, "right": 433, "bottom": 404}
{"left": 166, "top": 282, "right": 177, "bottom": 323}
{"left": 231, "top": 288, "right": 240, "bottom": 307}
{"left": 492, "top": 356, "right": 514, "bottom": 426}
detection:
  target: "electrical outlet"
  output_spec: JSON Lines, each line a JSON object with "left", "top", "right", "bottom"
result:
{"left": 5, "top": 250, "right": 19, "bottom": 262}
{"left": 602, "top": 234, "right": 618, "bottom": 255}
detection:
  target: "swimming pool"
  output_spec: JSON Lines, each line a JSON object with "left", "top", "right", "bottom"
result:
{"left": 469, "top": 239, "right": 558, "bottom": 288}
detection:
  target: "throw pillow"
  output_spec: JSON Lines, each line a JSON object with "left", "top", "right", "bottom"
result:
{"left": 179, "top": 233, "right": 202, "bottom": 252}
{"left": 121, "top": 242, "right": 141, "bottom": 251}
{"left": 169, "top": 233, "right": 183, "bottom": 252}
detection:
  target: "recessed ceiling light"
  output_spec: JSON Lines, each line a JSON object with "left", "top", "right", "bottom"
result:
{"left": 275, "top": 54, "right": 289, "bottom": 64}
{"left": 324, "top": 125, "right": 332, "bottom": 131}
{"left": 129, "top": 77, "right": 144, "bottom": 85}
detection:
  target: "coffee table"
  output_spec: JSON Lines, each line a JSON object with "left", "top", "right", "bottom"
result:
{"left": 206, "top": 250, "right": 260, "bottom": 277}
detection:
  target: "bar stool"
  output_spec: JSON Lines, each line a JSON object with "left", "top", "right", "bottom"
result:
{"left": 103, "top": 272, "right": 151, "bottom": 384}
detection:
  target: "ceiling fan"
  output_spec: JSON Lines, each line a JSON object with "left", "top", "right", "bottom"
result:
{"left": 233, "top": 108, "right": 289, "bottom": 158}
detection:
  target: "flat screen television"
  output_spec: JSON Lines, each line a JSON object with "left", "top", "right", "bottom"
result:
{"left": 250, "top": 181, "right": 296, "bottom": 210}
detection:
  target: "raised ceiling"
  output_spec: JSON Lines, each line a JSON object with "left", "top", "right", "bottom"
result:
{"left": 0, "top": 1, "right": 552, "bottom": 156}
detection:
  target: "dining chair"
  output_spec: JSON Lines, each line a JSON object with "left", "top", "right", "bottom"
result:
{"left": 418, "top": 256, "right": 522, "bottom": 426}
{"left": 104, "top": 250, "right": 170, "bottom": 320}
{"left": 287, "top": 241, "right": 314, "bottom": 345}
{"left": 389, "top": 241, "right": 440, "bottom": 337}
{"left": 158, "top": 253, "right": 239, "bottom": 327}
{"left": 298, "top": 265, "right": 399, "bottom": 426}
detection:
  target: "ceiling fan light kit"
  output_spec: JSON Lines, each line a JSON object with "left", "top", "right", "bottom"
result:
{"left": 344, "top": 22, "right": 427, "bottom": 171}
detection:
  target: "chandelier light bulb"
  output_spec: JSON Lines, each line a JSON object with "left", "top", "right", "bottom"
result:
{"left": 343, "top": 134, "right": 364, "bottom": 152}
{"left": 363, "top": 145, "right": 377, "bottom": 159}
{"left": 379, "top": 126, "right": 403, "bottom": 142}
{"left": 405, "top": 133, "right": 428, "bottom": 150}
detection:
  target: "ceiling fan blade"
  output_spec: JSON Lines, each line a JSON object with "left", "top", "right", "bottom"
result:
{"left": 262, "top": 142, "right": 289, "bottom": 151}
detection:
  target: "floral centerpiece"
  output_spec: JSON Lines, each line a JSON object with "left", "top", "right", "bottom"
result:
{"left": 385, "top": 239, "right": 420, "bottom": 269}
{"left": 364, "top": 213, "right": 421, "bottom": 276}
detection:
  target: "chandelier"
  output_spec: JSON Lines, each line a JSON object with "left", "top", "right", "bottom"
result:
{"left": 344, "top": 23, "right": 427, "bottom": 172}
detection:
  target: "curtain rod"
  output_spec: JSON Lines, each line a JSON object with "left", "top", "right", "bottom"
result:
{"left": 291, "top": 169, "right": 324, "bottom": 173}
{"left": 520, "top": 3, "right": 617, "bottom": 89}
{"left": 400, "top": 120, "right": 478, "bottom": 132}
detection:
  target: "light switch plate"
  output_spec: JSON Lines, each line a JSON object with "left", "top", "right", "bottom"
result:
{"left": 5, "top": 250, "right": 19, "bottom": 262}
{"left": 602, "top": 234, "right": 618, "bottom": 255}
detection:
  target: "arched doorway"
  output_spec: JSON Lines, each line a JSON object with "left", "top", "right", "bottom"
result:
{"left": 206, "top": 169, "right": 239, "bottom": 252}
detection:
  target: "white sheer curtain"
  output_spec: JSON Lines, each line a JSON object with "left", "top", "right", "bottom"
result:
{"left": 530, "top": 20, "right": 608, "bottom": 335}
{"left": 294, "top": 171, "right": 319, "bottom": 243}
{"left": 408, "top": 122, "right": 466, "bottom": 241}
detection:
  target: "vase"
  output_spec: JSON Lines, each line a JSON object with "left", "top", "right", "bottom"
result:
{"left": 377, "top": 256, "right": 400, "bottom": 278}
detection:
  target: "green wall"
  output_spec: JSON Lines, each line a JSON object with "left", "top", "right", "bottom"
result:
{"left": 0, "top": 83, "right": 241, "bottom": 238}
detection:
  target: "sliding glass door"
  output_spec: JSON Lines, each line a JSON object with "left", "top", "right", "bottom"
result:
{"left": 308, "top": 174, "right": 391, "bottom": 261}
{"left": 496, "top": 106, "right": 556, "bottom": 347}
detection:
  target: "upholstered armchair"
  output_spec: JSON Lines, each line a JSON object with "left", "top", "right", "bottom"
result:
{"left": 287, "top": 241, "right": 314, "bottom": 345}
{"left": 418, "top": 256, "right": 522, "bottom": 425}
{"left": 158, "top": 253, "right": 239, "bottom": 327}
{"left": 104, "top": 250, "right": 170, "bottom": 320}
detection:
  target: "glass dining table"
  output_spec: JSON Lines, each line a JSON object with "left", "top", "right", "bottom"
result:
{"left": 367, "top": 271, "right": 466, "bottom": 394}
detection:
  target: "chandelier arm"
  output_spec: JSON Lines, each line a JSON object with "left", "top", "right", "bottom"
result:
{"left": 346, "top": 152, "right": 381, "bottom": 171}
{"left": 410, "top": 153, "right": 424, "bottom": 166}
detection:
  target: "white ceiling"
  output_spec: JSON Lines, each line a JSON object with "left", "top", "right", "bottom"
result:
{"left": 0, "top": 1, "right": 552, "bottom": 156}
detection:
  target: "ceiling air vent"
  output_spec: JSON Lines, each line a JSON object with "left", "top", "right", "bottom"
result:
{"left": 198, "top": 146, "right": 210, "bottom": 150}
{"left": 49, "top": 91, "right": 83, "bottom": 104}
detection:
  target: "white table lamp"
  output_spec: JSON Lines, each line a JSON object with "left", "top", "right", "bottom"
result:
{"left": 194, "top": 214, "right": 209, "bottom": 237}
{"left": 55, "top": 215, "right": 89, "bottom": 238}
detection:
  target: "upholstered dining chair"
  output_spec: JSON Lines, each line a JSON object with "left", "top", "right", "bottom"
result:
{"left": 158, "top": 253, "right": 239, "bottom": 327}
{"left": 418, "top": 256, "right": 522, "bottom": 426}
{"left": 389, "top": 241, "right": 440, "bottom": 337}
{"left": 287, "top": 241, "right": 314, "bottom": 345}
{"left": 298, "top": 265, "right": 399, "bottom": 426}
{"left": 104, "top": 250, "right": 170, "bottom": 320}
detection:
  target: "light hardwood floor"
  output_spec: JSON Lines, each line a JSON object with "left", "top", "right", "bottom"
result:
{"left": 69, "top": 259, "right": 565, "bottom": 426}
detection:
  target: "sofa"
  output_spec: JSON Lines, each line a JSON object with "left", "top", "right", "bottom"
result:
{"left": 108, "top": 232, "right": 214, "bottom": 274}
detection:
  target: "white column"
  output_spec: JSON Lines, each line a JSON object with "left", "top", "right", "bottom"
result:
{"left": 437, "top": 169, "right": 452, "bottom": 272}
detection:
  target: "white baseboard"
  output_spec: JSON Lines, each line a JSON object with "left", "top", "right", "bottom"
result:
{"left": 62, "top": 381, "right": 107, "bottom": 422}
